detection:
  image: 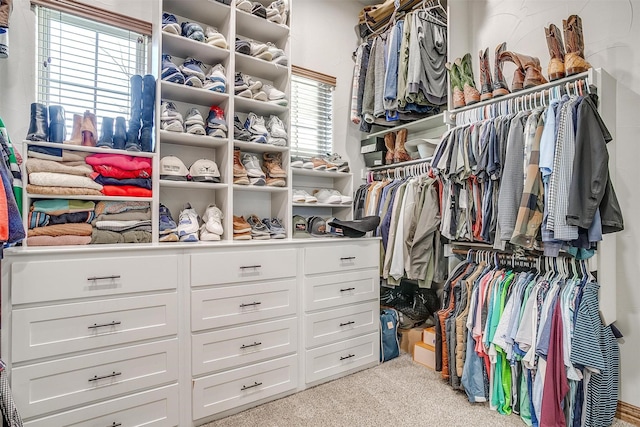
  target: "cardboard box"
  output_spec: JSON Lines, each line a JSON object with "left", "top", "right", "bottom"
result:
{"left": 423, "top": 326, "right": 436, "bottom": 347}
{"left": 413, "top": 342, "right": 436, "bottom": 370}
{"left": 399, "top": 327, "right": 424, "bottom": 356}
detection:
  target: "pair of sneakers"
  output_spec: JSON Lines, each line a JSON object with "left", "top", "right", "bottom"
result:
{"left": 246, "top": 215, "right": 286, "bottom": 239}
{"left": 165, "top": 17, "right": 228, "bottom": 49}
{"left": 266, "top": 0, "right": 289, "bottom": 26}
{"left": 161, "top": 55, "right": 227, "bottom": 92}
{"left": 242, "top": 113, "right": 287, "bottom": 146}
{"left": 184, "top": 106, "right": 228, "bottom": 137}
{"left": 236, "top": 1, "right": 266, "bottom": 19}
{"left": 173, "top": 203, "right": 224, "bottom": 242}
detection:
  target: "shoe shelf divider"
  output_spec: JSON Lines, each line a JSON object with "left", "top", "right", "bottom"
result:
{"left": 159, "top": 0, "right": 293, "bottom": 242}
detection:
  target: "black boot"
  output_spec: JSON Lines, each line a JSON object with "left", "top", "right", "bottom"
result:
{"left": 125, "top": 74, "right": 142, "bottom": 151}
{"left": 26, "top": 103, "right": 49, "bottom": 141}
{"left": 113, "top": 116, "right": 127, "bottom": 150}
{"left": 97, "top": 117, "right": 114, "bottom": 149}
{"left": 48, "top": 105, "right": 66, "bottom": 143}
{"left": 140, "top": 74, "right": 156, "bottom": 152}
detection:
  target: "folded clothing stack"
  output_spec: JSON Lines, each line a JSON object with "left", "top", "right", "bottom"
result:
{"left": 85, "top": 153, "right": 152, "bottom": 197}
{"left": 90, "top": 201, "right": 152, "bottom": 244}
{"left": 26, "top": 199, "right": 96, "bottom": 246}
{"left": 26, "top": 150, "right": 102, "bottom": 196}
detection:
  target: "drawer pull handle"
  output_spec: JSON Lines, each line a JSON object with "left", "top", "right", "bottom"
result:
{"left": 340, "top": 287, "right": 356, "bottom": 292}
{"left": 340, "top": 257, "right": 356, "bottom": 261}
{"left": 88, "top": 321, "right": 121, "bottom": 330}
{"left": 240, "top": 302, "right": 262, "bottom": 308}
{"left": 339, "top": 321, "right": 355, "bottom": 327}
{"left": 241, "top": 341, "right": 262, "bottom": 349}
{"left": 87, "top": 275, "right": 121, "bottom": 281}
{"left": 340, "top": 354, "right": 355, "bottom": 361}
{"left": 241, "top": 381, "right": 263, "bottom": 391}
{"left": 240, "top": 265, "right": 262, "bottom": 270}
{"left": 89, "top": 371, "right": 121, "bottom": 382}
{"left": 108, "top": 423, "right": 122, "bottom": 427}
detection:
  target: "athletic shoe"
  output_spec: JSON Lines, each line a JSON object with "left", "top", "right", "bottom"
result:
{"left": 235, "top": 38, "right": 251, "bottom": 55}
{"left": 328, "top": 189, "right": 352, "bottom": 204}
{"left": 234, "top": 114, "right": 252, "bottom": 141}
{"left": 292, "top": 189, "right": 317, "bottom": 203}
{"left": 244, "top": 74, "right": 262, "bottom": 91}
{"left": 262, "top": 217, "right": 286, "bottom": 239}
{"left": 178, "top": 203, "right": 200, "bottom": 242}
{"left": 181, "top": 22, "right": 205, "bottom": 42}
{"left": 161, "top": 54, "right": 185, "bottom": 84}
{"left": 265, "top": 42, "right": 285, "bottom": 61}
{"left": 244, "top": 112, "right": 268, "bottom": 138}
{"left": 290, "top": 157, "right": 304, "bottom": 168}
{"left": 251, "top": 2, "right": 267, "bottom": 19}
{"left": 263, "top": 152, "right": 287, "bottom": 178}
{"left": 233, "top": 148, "right": 250, "bottom": 185}
{"left": 160, "top": 101, "right": 184, "bottom": 132}
{"left": 302, "top": 158, "right": 314, "bottom": 169}
{"left": 233, "top": 215, "right": 252, "bottom": 234}
{"left": 202, "top": 204, "right": 224, "bottom": 235}
{"left": 273, "top": 54, "right": 288, "bottom": 66}
{"left": 247, "top": 215, "right": 271, "bottom": 240}
{"left": 162, "top": 13, "right": 180, "bottom": 35}
{"left": 314, "top": 189, "right": 342, "bottom": 204}
{"left": 249, "top": 40, "right": 272, "bottom": 61}
{"left": 199, "top": 224, "right": 221, "bottom": 241}
{"left": 252, "top": 89, "right": 268, "bottom": 101}
{"left": 204, "top": 26, "right": 228, "bottom": 49}
{"left": 184, "top": 108, "right": 206, "bottom": 135}
{"left": 241, "top": 152, "right": 265, "bottom": 178}
{"left": 159, "top": 203, "right": 178, "bottom": 235}
{"left": 235, "top": 0, "right": 252, "bottom": 12}
{"left": 267, "top": 115, "right": 287, "bottom": 139}
{"left": 234, "top": 72, "right": 252, "bottom": 98}
{"left": 249, "top": 176, "right": 266, "bottom": 186}
{"left": 262, "top": 84, "right": 285, "bottom": 101}
{"left": 180, "top": 57, "right": 206, "bottom": 81}
{"left": 204, "top": 63, "right": 226, "bottom": 93}
{"left": 206, "top": 106, "right": 228, "bottom": 137}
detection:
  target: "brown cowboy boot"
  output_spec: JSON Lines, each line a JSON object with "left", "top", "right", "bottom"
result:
{"left": 493, "top": 42, "right": 510, "bottom": 97}
{"left": 384, "top": 131, "right": 395, "bottom": 165}
{"left": 479, "top": 47, "right": 493, "bottom": 101}
{"left": 563, "top": 15, "right": 591, "bottom": 76}
{"left": 498, "top": 51, "right": 547, "bottom": 91}
{"left": 456, "top": 53, "right": 480, "bottom": 106}
{"left": 545, "top": 23, "right": 565, "bottom": 81}
{"left": 393, "top": 129, "right": 411, "bottom": 163}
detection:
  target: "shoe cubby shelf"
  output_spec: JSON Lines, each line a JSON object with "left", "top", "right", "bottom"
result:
{"left": 160, "top": 180, "right": 227, "bottom": 190}
{"left": 233, "top": 184, "right": 288, "bottom": 193}
{"left": 234, "top": 96, "right": 288, "bottom": 115}
{"left": 25, "top": 193, "right": 154, "bottom": 202}
{"left": 162, "top": 33, "right": 230, "bottom": 64}
{"left": 23, "top": 140, "right": 156, "bottom": 158}
{"left": 292, "top": 203, "right": 352, "bottom": 208}
{"left": 365, "top": 112, "right": 447, "bottom": 140}
{"left": 235, "top": 53, "right": 288, "bottom": 81}
{"left": 235, "top": 11, "right": 289, "bottom": 43}
{"left": 161, "top": 81, "right": 229, "bottom": 107}
{"left": 234, "top": 140, "right": 289, "bottom": 153}
{"left": 159, "top": 130, "right": 228, "bottom": 149}
{"left": 291, "top": 168, "right": 352, "bottom": 178}
{"left": 164, "top": 0, "right": 230, "bottom": 29}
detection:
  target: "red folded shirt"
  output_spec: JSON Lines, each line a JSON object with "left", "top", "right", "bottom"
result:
{"left": 86, "top": 153, "right": 152, "bottom": 170}
{"left": 92, "top": 165, "right": 151, "bottom": 180}
{"left": 101, "top": 185, "right": 152, "bottom": 198}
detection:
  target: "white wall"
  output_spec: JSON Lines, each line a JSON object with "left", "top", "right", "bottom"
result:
{"left": 291, "top": 0, "right": 365, "bottom": 181}
{"left": 455, "top": 0, "right": 640, "bottom": 408}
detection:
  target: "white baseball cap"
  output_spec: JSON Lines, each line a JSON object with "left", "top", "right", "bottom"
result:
{"left": 189, "top": 159, "right": 221, "bottom": 183}
{"left": 160, "top": 156, "right": 188, "bottom": 181}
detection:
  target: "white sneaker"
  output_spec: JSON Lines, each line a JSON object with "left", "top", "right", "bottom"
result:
{"left": 314, "top": 189, "right": 342, "bottom": 204}
{"left": 184, "top": 108, "right": 206, "bottom": 135}
{"left": 267, "top": 115, "right": 287, "bottom": 139}
{"left": 252, "top": 89, "right": 268, "bottom": 101}
{"left": 199, "top": 224, "right": 221, "bottom": 241}
{"left": 328, "top": 189, "right": 352, "bottom": 204}
{"left": 207, "top": 63, "right": 227, "bottom": 83}
{"left": 293, "top": 189, "right": 317, "bottom": 203}
{"left": 178, "top": 203, "right": 200, "bottom": 240}
{"left": 184, "top": 74, "right": 204, "bottom": 88}
{"left": 242, "top": 152, "right": 265, "bottom": 178}
{"left": 243, "top": 74, "right": 262, "bottom": 91}
{"left": 265, "top": 42, "right": 285, "bottom": 61}
{"left": 203, "top": 204, "right": 224, "bottom": 235}
{"left": 204, "top": 26, "right": 228, "bottom": 49}
{"left": 161, "top": 102, "right": 184, "bottom": 132}
{"left": 245, "top": 112, "right": 268, "bottom": 136}
{"left": 262, "top": 84, "right": 285, "bottom": 101}
{"left": 236, "top": 0, "right": 252, "bottom": 12}
{"left": 249, "top": 41, "right": 273, "bottom": 61}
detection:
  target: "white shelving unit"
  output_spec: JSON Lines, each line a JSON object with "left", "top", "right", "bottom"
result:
{"left": 291, "top": 168, "right": 353, "bottom": 223}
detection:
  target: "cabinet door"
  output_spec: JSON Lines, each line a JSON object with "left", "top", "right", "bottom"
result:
{"left": 23, "top": 384, "right": 179, "bottom": 427}
{"left": 304, "top": 301, "right": 379, "bottom": 348}
{"left": 190, "top": 248, "right": 297, "bottom": 286}
{"left": 13, "top": 339, "right": 179, "bottom": 419}
{"left": 192, "top": 355, "right": 297, "bottom": 420}
{"left": 304, "top": 242, "right": 378, "bottom": 275}
{"left": 191, "top": 279, "right": 296, "bottom": 331}
{"left": 192, "top": 317, "right": 297, "bottom": 375}
{"left": 11, "top": 254, "right": 179, "bottom": 304}
{"left": 12, "top": 293, "right": 177, "bottom": 362}
{"left": 304, "top": 269, "right": 378, "bottom": 311}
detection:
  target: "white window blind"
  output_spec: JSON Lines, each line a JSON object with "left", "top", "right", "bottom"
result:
{"left": 36, "top": 6, "right": 149, "bottom": 134}
{"left": 290, "top": 73, "right": 334, "bottom": 158}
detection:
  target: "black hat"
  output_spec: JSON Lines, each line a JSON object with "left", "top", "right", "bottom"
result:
{"left": 327, "top": 216, "right": 380, "bottom": 238}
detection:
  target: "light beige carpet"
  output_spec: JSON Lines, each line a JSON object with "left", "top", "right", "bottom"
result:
{"left": 203, "top": 353, "right": 634, "bottom": 427}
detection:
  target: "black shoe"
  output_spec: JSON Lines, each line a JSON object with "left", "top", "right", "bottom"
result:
{"left": 113, "top": 116, "right": 127, "bottom": 150}
{"left": 26, "top": 103, "right": 49, "bottom": 141}
{"left": 48, "top": 105, "right": 66, "bottom": 143}
{"left": 251, "top": 2, "right": 267, "bottom": 18}
{"left": 97, "top": 117, "right": 114, "bottom": 149}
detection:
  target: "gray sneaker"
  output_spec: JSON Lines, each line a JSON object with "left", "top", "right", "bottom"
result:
{"left": 247, "top": 214, "right": 270, "bottom": 239}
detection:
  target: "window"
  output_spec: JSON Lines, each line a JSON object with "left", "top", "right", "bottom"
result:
{"left": 290, "top": 67, "right": 336, "bottom": 158}
{"left": 35, "top": 6, "right": 150, "bottom": 133}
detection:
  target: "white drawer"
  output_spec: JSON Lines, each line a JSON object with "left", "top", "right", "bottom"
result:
{"left": 11, "top": 254, "right": 178, "bottom": 304}
{"left": 192, "top": 355, "right": 297, "bottom": 420}
{"left": 190, "top": 248, "right": 297, "bottom": 286}
{"left": 192, "top": 318, "right": 297, "bottom": 375}
{"left": 191, "top": 279, "right": 296, "bottom": 331}
{"left": 12, "top": 293, "right": 177, "bottom": 362}
{"left": 305, "top": 269, "right": 379, "bottom": 311}
{"left": 24, "top": 384, "right": 179, "bottom": 427}
{"left": 304, "top": 242, "right": 378, "bottom": 275}
{"left": 305, "top": 332, "right": 379, "bottom": 384}
{"left": 13, "top": 339, "right": 178, "bottom": 419}
{"left": 304, "top": 301, "right": 379, "bottom": 348}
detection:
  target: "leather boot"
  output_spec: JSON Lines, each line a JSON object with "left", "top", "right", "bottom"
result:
{"left": 97, "top": 117, "right": 114, "bottom": 149}
{"left": 48, "top": 105, "right": 66, "bottom": 143}
{"left": 81, "top": 110, "right": 97, "bottom": 147}
{"left": 384, "top": 131, "right": 395, "bottom": 165}
{"left": 445, "top": 61, "right": 465, "bottom": 109}
{"left": 456, "top": 53, "right": 480, "bottom": 106}
{"left": 64, "top": 114, "right": 82, "bottom": 145}
{"left": 26, "top": 103, "right": 48, "bottom": 141}
{"left": 113, "top": 116, "right": 127, "bottom": 150}
{"left": 498, "top": 51, "right": 547, "bottom": 91}
{"left": 563, "top": 15, "right": 591, "bottom": 76}
{"left": 545, "top": 23, "right": 565, "bottom": 81}
{"left": 492, "top": 42, "right": 510, "bottom": 97}
{"left": 126, "top": 74, "right": 142, "bottom": 152}
{"left": 139, "top": 74, "right": 156, "bottom": 152}
{"left": 393, "top": 129, "right": 411, "bottom": 163}
{"left": 478, "top": 48, "right": 493, "bottom": 101}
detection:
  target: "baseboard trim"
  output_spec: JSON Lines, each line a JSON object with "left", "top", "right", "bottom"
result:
{"left": 617, "top": 401, "right": 640, "bottom": 426}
